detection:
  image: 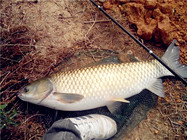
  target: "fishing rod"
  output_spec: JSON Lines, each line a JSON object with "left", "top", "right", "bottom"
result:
{"left": 89, "top": 0, "right": 187, "bottom": 85}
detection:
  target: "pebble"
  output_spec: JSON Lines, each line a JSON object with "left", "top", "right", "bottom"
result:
{"left": 177, "top": 121, "right": 183, "bottom": 125}
{"left": 154, "top": 130, "right": 159, "bottom": 134}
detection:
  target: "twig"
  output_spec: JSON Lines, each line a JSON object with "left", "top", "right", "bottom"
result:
{"left": 84, "top": 14, "right": 97, "bottom": 47}
{"left": 0, "top": 95, "right": 17, "bottom": 104}
{"left": 84, "top": 19, "right": 111, "bottom": 24}
{"left": 0, "top": 57, "right": 19, "bottom": 62}
{"left": 29, "top": 134, "right": 43, "bottom": 140}
{"left": 21, "top": 114, "right": 44, "bottom": 125}
{"left": 0, "top": 71, "right": 11, "bottom": 86}
{"left": 0, "top": 43, "right": 41, "bottom": 47}
{"left": 84, "top": 19, "right": 96, "bottom": 38}
{"left": 167, "top": 117, "right": 175, "bottom": 132}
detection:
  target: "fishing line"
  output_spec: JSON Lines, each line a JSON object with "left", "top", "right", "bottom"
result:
{"left": 89, "top": 0, "right": 187, "bottom": 85}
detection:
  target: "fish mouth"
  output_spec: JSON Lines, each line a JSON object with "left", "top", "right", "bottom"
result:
{"left": 16, "top": 92, "right": 22, "bottom": 97}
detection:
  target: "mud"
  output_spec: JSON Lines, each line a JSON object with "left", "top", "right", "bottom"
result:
{"left": 98, "top": 0, "right": 187, "bottom": 64}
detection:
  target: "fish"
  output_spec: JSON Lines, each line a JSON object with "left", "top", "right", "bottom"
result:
{"left": 17, "top": 40, "right": 187, "bottom": 112}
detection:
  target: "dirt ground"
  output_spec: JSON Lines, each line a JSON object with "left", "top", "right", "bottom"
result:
{"left": 0, "top": 0, "right": 186, "bottom": 140}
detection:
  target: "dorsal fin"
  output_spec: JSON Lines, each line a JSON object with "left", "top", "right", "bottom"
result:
{"left": 86, "top": 56, "right": 122, "bottom": 67}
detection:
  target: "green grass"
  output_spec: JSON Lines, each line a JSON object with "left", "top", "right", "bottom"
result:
{"left": 0, "top": 103, "right": 19, "bottom": 130}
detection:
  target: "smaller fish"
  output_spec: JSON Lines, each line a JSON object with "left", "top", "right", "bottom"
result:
{"left": 43, "top": 114, "right": 117, "bottom": 140}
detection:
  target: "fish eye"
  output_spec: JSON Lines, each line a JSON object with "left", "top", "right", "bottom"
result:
{"left": 23, "top": 87, "right": 29, "bottom": 93}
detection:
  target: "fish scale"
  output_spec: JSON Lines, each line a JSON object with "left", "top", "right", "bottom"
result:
{"left": 50, "top": 60, "right": 166, "bottom": 99}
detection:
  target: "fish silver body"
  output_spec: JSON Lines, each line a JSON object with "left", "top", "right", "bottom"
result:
{"left": 18, "top": 41, "right": 187, "bottom": 111}
{"left": 46, "top": 60, "right": 167, "bottom": 111}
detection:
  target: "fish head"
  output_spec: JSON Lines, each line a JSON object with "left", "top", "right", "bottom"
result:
{"left": 17, "top": 78, "right": 53, "bottom": 104}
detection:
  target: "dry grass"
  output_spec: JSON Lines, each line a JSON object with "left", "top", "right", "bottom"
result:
{"left": 0, "top": 0, "right": 186, "bottom": 140}
{"left": 0, "top": 26, "right": 76, "bottom": 139}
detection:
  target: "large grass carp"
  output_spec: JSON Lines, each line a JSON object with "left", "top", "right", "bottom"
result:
{"left": 18, "top": 42, "right": 187, "bottom": 111}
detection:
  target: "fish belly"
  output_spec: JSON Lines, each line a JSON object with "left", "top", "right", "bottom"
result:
{"left": 41, "top": 93, "right": 111, "bottom": 111}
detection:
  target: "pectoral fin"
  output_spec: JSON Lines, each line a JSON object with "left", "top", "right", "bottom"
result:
{"left": 107, "top": 98, "right": 130, "bottom": 113}
{"left": 107, "top": 102, "right": 122, "bottom": 114}
{"left": 54, "top": 92, "right": 84, "bottom": 104}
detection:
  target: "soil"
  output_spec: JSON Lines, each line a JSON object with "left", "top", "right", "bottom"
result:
{"left": 0, "top": 0, "right": 186, "bottom": 140}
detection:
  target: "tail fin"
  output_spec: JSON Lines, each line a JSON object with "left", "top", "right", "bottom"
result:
{"left": 162, "top": 39, "right": 187, "bottom": 78}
